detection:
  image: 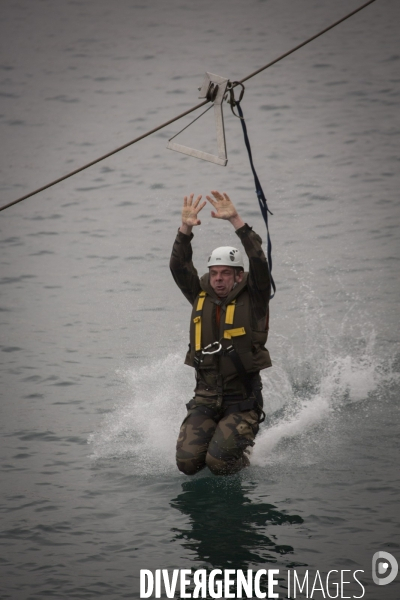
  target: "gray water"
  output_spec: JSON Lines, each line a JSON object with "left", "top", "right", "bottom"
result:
{"left": 1, "top": 0, "right": 399, "bottom": 598}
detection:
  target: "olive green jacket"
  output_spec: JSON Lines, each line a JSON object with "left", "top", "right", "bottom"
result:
{"left": 170, "top": 223, "right": 272, "bottom": 395}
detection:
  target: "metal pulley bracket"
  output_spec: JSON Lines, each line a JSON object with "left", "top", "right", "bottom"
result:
{"left": 167, "top": 72, "right": 229, "bottom": 166}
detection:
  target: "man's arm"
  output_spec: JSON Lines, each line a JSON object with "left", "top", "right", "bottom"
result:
{"left": 170, "top": 193, "right": 206, "bottom": 305}
{"left": 235, "top": 223, "right": 271, "bottom": 299}
{"left": 206, "top": 190, "right": 271, "bottom": 309}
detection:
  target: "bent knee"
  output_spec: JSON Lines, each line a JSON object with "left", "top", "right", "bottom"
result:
{"left": 176, "top": 457, "right": 205, "bottom": 476}
{"left": 206, "top": 453, "right": 243, "bottom": 476}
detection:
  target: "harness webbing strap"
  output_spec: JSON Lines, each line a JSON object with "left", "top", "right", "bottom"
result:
{"left": 223, "top": 299, "right": 246, "bottom": 338}
{"left": 225, "top": 344, "right": 254, "bottom": 400}
{"left": 194, "top": 316, "right": 202, "bottom": 351}
{"left": 196, "top": 291, "right": 206, "bottom": 311}
{"left": 224, "top": 327, "right": 246, "bottom": 339}
{"left": 225, "top": 300, "right": 236, "bottom": 325}
{"left": 194, "top": 291, "right": 207, "bottom": 351}
{"left": 235, "top": 101, "right": 276, "bottom": 299}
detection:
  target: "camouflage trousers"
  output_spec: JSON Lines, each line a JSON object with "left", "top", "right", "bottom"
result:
{"left": 176, "top": 400, "right": 260, "bottom": 476}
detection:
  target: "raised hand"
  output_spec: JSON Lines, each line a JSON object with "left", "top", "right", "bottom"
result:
{"left": 180, "top": 193, "right": 206, "bottom": 235}
{"left": 206, "top": 190, "right": 238, "bottom": 220}
{"left": 206, "top": 190, "right": 244, "bottom": 229}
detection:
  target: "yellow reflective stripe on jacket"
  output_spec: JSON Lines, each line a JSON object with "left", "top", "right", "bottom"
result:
{"left": 224, "top": 327, "right": 246, "bottom": 339}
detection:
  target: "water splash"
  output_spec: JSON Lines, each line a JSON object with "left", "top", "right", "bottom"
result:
{"left": 252, "top": 282, "right": 392, "bottom": 467}
{"left": 88, "top": 353, "right": 192, "bottom": 476}
{"left": 89, "top": 295, "right": 396, "bottom": 475}
{"left": 252, "top": 343, "right": 380, "bottom": 468}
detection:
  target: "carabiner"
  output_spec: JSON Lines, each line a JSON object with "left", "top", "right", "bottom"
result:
{"left": 226, "top": 81, "right": 245, "bottom": 119}
{"left": 202, "top": 341, "right": 222, "bottom": 355}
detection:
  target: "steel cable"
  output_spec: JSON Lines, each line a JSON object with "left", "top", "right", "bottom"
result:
{"left": 0, "top": 0, "right": 377, "bottom": 213}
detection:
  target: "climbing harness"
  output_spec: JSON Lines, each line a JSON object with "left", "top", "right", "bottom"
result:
{"left": 191, "top": 291, "right": 265, "bottom": 421}
{"left": 193, "top": 294, "right": 250, "bottom": 391}
{"left": 0, "top": 0, "right": 377, "bottom": 213}
{"left": 193, "top": 293, "right": 246, "bottom": 354}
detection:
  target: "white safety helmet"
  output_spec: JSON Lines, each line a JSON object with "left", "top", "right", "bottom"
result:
{"left": 207, "top": 246, "right": 244, "bottom": 269}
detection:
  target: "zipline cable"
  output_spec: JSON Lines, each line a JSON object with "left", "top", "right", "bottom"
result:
{"left": 0, "top": 100, "right": 209, "bottom": 213}
{"left": 236, "top": 0, "right": 377, "bottom": 87}
{"left": 0, "top": 0, "right": 377, "bottom": 213}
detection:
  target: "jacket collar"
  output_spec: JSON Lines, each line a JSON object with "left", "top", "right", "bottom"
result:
{"left": 199, "top": 272, "right": 248, "bottom": 305}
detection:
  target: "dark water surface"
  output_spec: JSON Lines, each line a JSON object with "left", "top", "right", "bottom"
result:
{"left": 1, "top": 0, "right": 399, "bottom": 598}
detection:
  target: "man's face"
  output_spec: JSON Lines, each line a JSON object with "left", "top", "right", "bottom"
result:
{"left": 209, "top": 266, "right": 243, "bottom": 298}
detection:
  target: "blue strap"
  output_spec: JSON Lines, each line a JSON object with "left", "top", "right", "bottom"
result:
{"left": 236, "top": 101, "right": 276, "bottom": 299}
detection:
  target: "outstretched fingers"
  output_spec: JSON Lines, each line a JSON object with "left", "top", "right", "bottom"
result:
{"left": 183, "top": 193, "right": 194, "bottom": 207}
{"left": 206, "top": 189, "right": 231, "bottom": 202}
{"left": 205, "top": 195, "right": 216, "bottom": 207}
{"left": 193, "top": 195, "right": 206, "bottom": 213}
{"left": 183, "top": 190, "right": 235, "bottom": 223}
{"left": 184, "top": 193, "right": 205, "bottom": 210}
{"left": 205, "top": 190, "right": 236, "bottom": 219}
{"left": 182, "top": 193, "right": 206, "bottom": 227}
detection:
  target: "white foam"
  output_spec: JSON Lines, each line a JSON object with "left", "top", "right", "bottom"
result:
{"left": 88, "top": 323, "right": 391, "bottom": 475}
{"left": 252, "top": 395, "right": 331, "bottom": 466}
{"left": 251, "top": 320, "right": 389, "bottom": 467}
{"left": 88, "top": 353, "right": 192, "bottom": 476}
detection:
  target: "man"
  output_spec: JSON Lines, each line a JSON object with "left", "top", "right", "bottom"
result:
{"left": 170, "top": 190, "right": 272, "bottom": 476}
